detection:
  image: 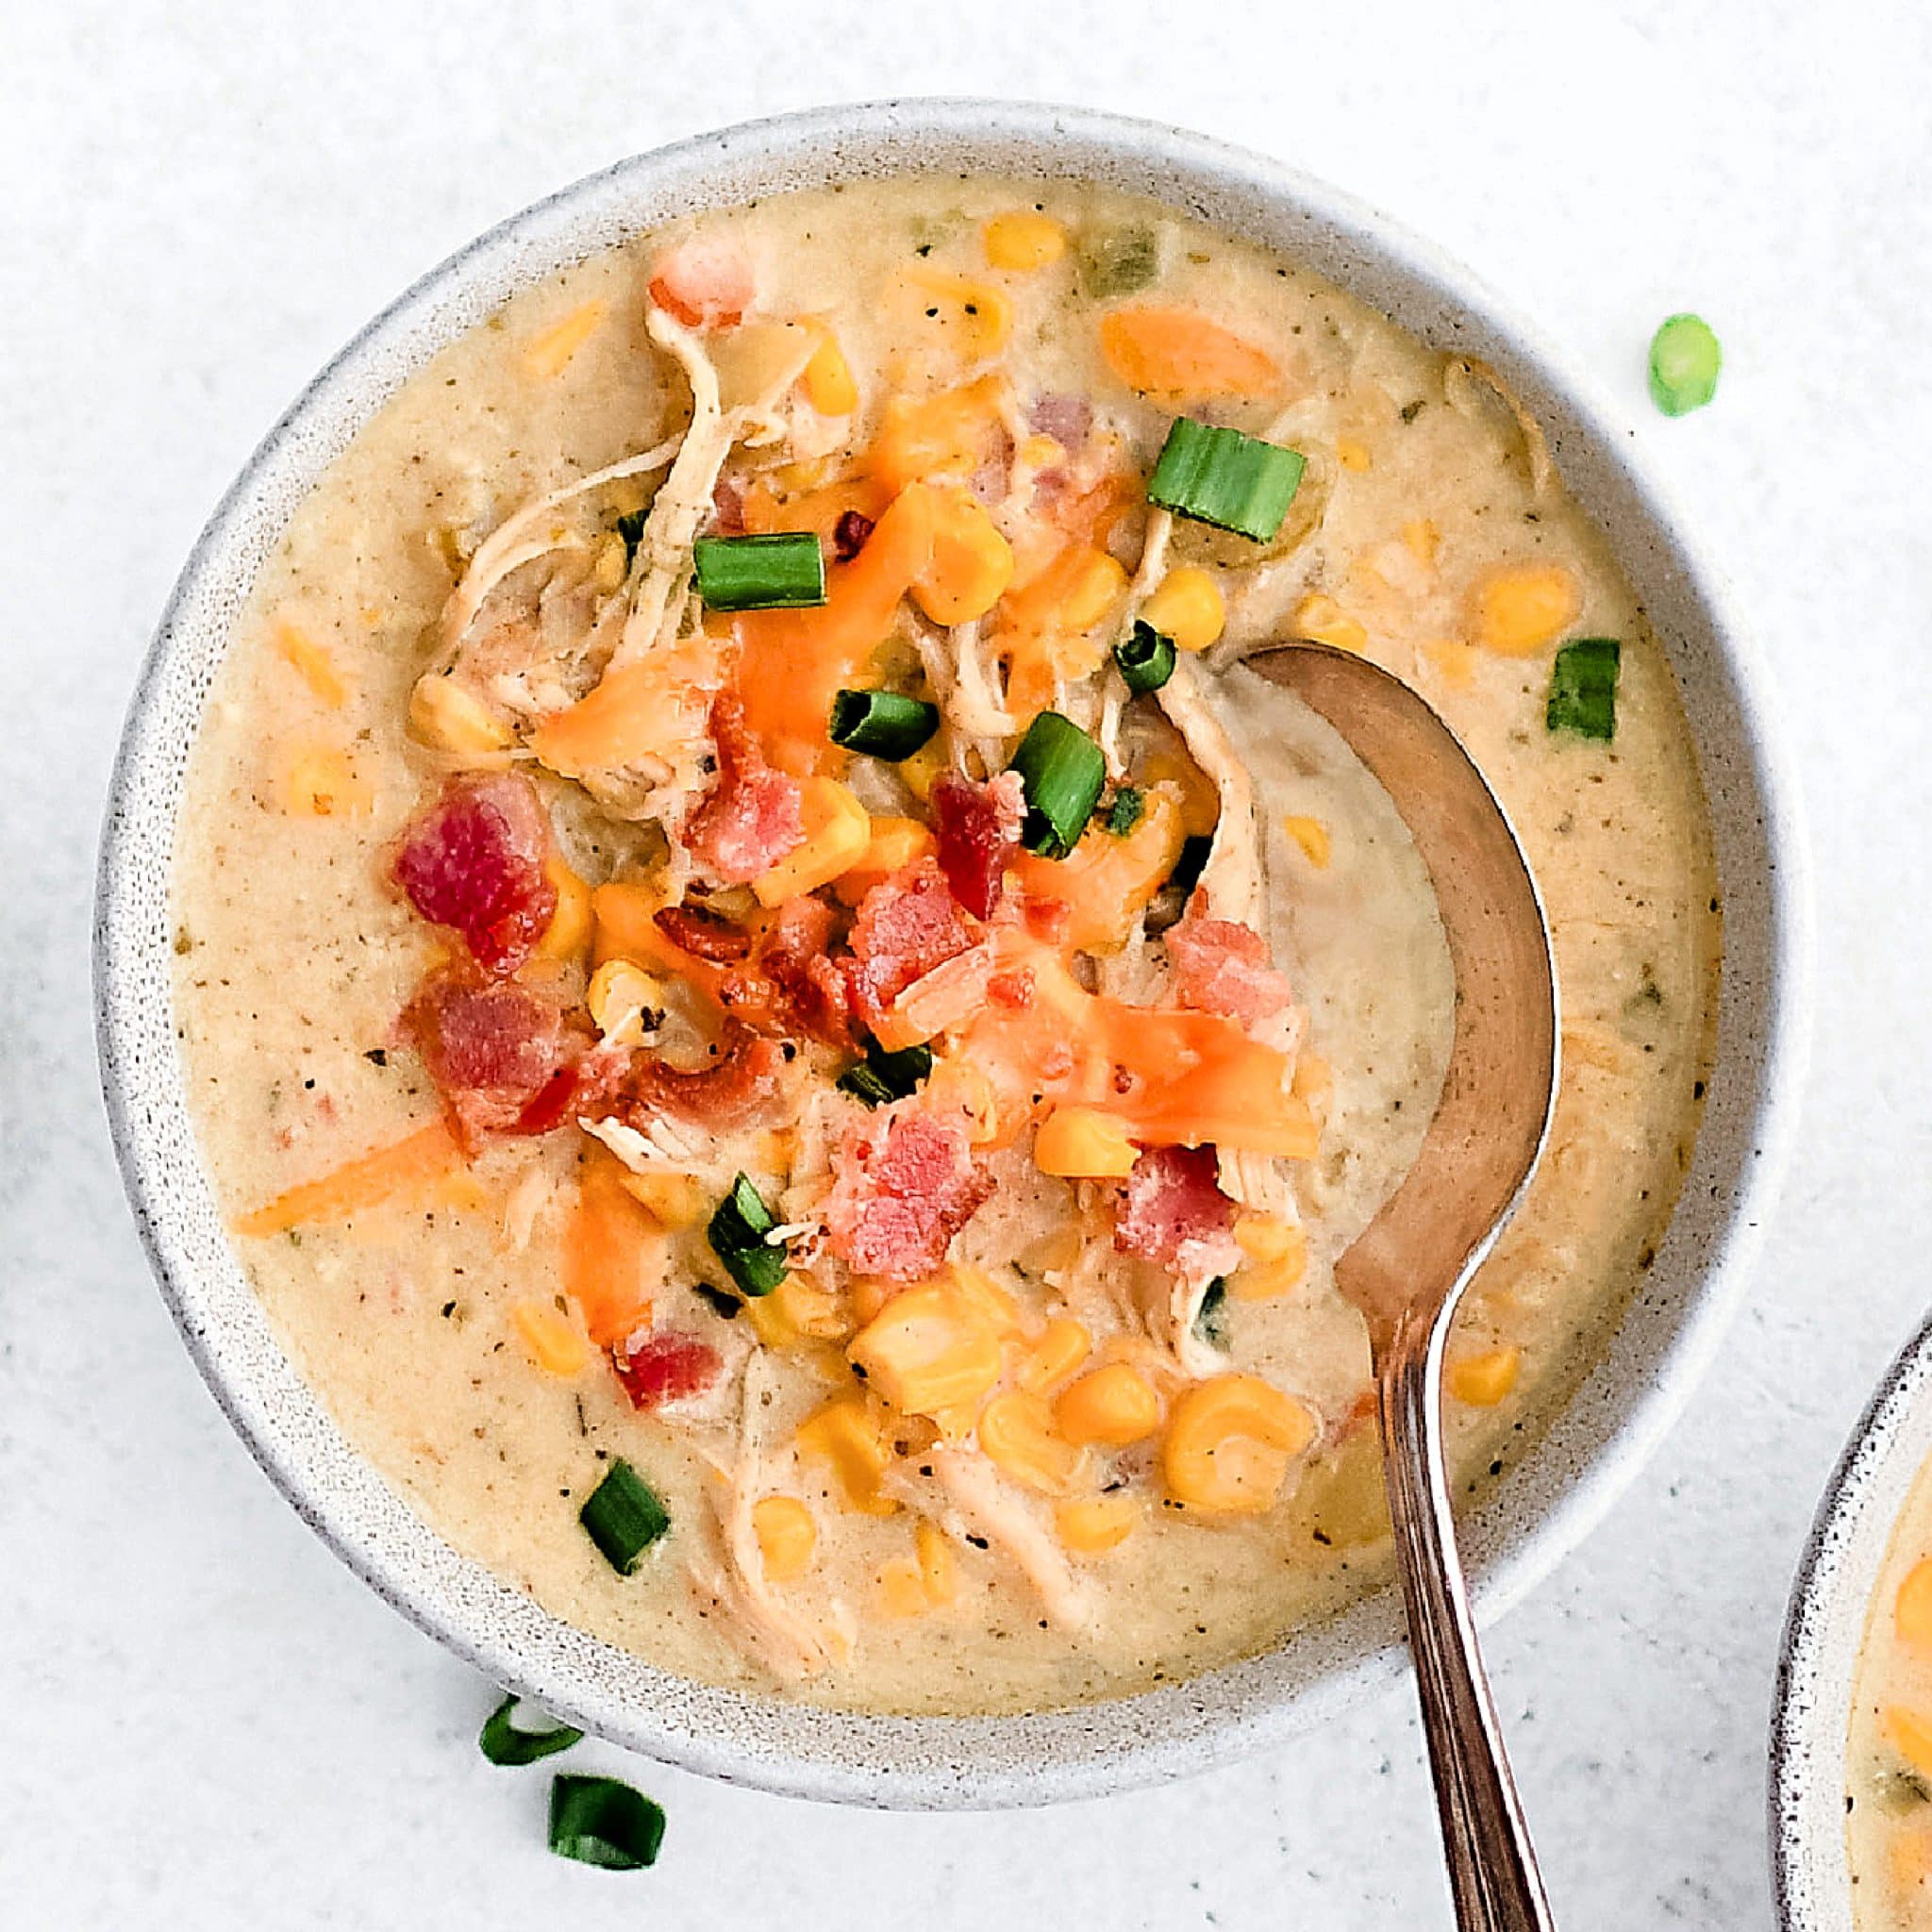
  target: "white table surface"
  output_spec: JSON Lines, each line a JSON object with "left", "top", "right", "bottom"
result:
{"left": 5, "top": 1, "right": 1926, "bottom": 1924}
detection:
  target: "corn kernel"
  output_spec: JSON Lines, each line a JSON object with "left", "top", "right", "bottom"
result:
{"left": 408, "top": 673, "right": 513, "bottom": 755}
{"left": 1141, "top": 749, "right": 1220, "bottom": 839}
{"left": 848, "top": 1282, "right": 1002, "bottom": 1418}
{"left": 1058, "top": 546, "right": 1130, "bottom": 631}
{"left": 1228, "top": 1237, "right": 1308, "bottom": 1303}
{"left": 984, "top": 210, "right": 1068, "bottom": 273}
{"left": 273, "top": 618, "right": 349, "bottom": 708}
{"left": 978, "top": 1391, "right": 1088, "bottom": 1495}
{"left": 796, "top": 1395, "right": 899, "bottom": 1516}
{"left": 1335, "top": 436, "right": 1373, "bottom": 473}
{"left": 898, "top": 738, "right": 946, "bottom": 804}
{"left": 534, "top": 856, "right": 595, "bottom": 963}
{"left": 1445, "top": 1345, "right": 1522, "bottom": 1407}
{"left": 1887, "top": 1705, "right": 1932, "bottom": 1779}
{"left": 802, "top": 326, "right": 858, "bottom": 416}
{"left": 743, "top": 1292, "right": 798, "bottom": 1350}
{"left": 1292, "top": 592, "right": 1369, "bottom": 655}
{"left": 945, "top": 1264, "right": 1026, "bottom": 1337}
{"left": 615, "top": 1169, "right": 708, "bottom": 1230}
{"left": 1016, "top": 1317, "right": 1092, "bottom": 1395}
{"left": 591, "top": 532, "right": 629, "bottom": 593}
{"left": 770, "top": 1271, "right": 852, "bottom": 1342}
{"left": 1033, "top": 1105, "right": 1139, "bottom": 1180}
{"left": 916, "top": 1518, "right": 958, "bottom": 1604}
{"left": 281, "top": 746, "right": 372, "bottom": 818}
{"left": 1017, "top": 433, "right": 1064, "bottom": 470}
{"left": 1282, "top": 814, "right": 1331, "bottom": 869}
{"left": 1057, "top": 1493, "right": 1140, "bottom": 1555}
{"left": 523, "top": 298, "right": 607, "bottom": 378}
{"left": 509, "top": 1297, "right": 589, "bottom": 1378}
{"left": 752, "top": 1495, "right": 818, "bottom": 1582}
{"left": 752, "top": 776, "right": 870, "bottom": 907}
{"left": 1400, "top": 518, "right": 1441, "bottom": 570}
{"left": 1054, "top": 1363, "right": 1162, "bottom": 1447}
{"left": 1162, "top": 1373, "right": 1315, "bottom": 1514}
{"left": 1140, "top": 566, "right": 1226, "bottom": 654}
{"left": 1470, "top": 563, "right": 1581, "bottom": 657}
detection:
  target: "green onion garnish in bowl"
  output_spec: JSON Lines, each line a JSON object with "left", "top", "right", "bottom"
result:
{"left": 828, "top": 688, "right": 941, "bottom": 759}
{"left": 1103, "top": 787, "right": 1145, "bottom": 837}
{"left": 1147, "top": 418, "right": 1306, "bottom": 541}
{"left": 1547, "top": 637, "right": 1621, "bottom": 741}
{"left": 579, "top": 1458, "right": 671, "bottom": 1575}
{"left": 838, "top": 1037, "right": 934, "bottom": 1108}
{"left": 693, "top": 531, "right": 827, "bottom": 611}
{"left": 478, "top": 1694, "right": 585, "bottom": 1767}
{"left": 1114, "top": 621, "right": 1176, "bottom": 695}
{"left": 708, "top": 1173, "right": 789, "bottom": 1295}
{"left": 1648, "top": 314, "right": 1722, "bottom": 417}
{"left": 1008, "top": 710, "right": 1107, "bottom": 858}
{"left": 548, "top": 1774, "right": 667, "bottom": 1871}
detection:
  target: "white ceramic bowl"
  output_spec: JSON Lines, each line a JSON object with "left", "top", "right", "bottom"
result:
{"left": 1772, "top": 1317, "right": 1932, "bottom": 1926}
{"left": 96, "top": 98, "right": 1808, "bottom": 1809}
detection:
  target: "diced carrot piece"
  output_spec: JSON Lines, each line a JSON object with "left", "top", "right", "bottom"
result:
{"left": 1099, "top": 307, "right": 1279, "bottom": 401}
{"left": 234, "top": 1120, "right": 464, "bottom": 1236}
{"left": 565, "top": 1155, "right": 662, "bottom": 1346}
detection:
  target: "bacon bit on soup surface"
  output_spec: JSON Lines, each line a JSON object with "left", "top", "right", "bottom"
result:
{"left": 189, "top": 178, "right": 1719, "bottom": 1713}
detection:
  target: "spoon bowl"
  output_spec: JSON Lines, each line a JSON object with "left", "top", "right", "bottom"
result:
{"left": 1249, "top": 641, "right": 1560, "bottom": 1929}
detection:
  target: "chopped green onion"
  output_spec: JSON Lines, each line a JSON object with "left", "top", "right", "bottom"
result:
{"left": 615, "top": 508, "right": 647, "bottom": 561}
{"left": 578, "top": 1459, "right": 671, "bottom": 1575}
{"left": 828, "top": 689, "right": 941, "bottom": 760}
{"left": 708, "top": 1173, "right": 788, "bottom": 1296}
{"left": 547, "top": 1774, "right": 666, "bottom": 1871}
{"left": 479, "top": 1694, "right": 584, "bottom": 1768}
{"left": 1146, "top": 418, "right": 1306, "bottom": 542}
{"left": 1546, "top": 638, "right": 1621, "bottom": 741}
{"left": 1008, "top": 711, "right": 1108, "bottom": 858}
{"left": 1648, "top": 313, "right": 1722, "bottom": 417}
{"left": 693, "top": 532, "right": 826, "bottom": 612}
{"left": 691, "top": 1280, "right": 741, "bottom": 1320}
{"left": 837, "top": 1038, "right": 934, "bottom": 1108}
{"left": 1103, "top": 788, "right": 1145, "bottom": 838}
{"left": 1114, "top": 621, "right": 1176, "bottom": 695}
{"left": 1077, "top": 225, "right": 1159, "bottom": 298}
{"left": 1194, "top": 1277, "right": 1230, "bottom": 1350}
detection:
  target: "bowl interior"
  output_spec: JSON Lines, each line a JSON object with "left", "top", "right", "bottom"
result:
{"left": 1774, "top": 1317, "right": 1932, "bottom": 1929}
{"left": 95, "top": 98, "right": 1807, "bottom": 1808}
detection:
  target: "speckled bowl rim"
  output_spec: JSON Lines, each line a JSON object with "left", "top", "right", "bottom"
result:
{"left": 96, "top": 98, "right": 1810, "bottom": 1810}
{"left": 1771, "top": 1315, "right": 1932, "bottom": 1925}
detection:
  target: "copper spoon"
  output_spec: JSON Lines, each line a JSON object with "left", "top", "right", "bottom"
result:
{"left": 1248, "top": 641, "right": 1561, "bottom": 1931}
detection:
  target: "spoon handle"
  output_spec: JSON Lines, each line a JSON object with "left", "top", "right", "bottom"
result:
{"left": 1380, "top": 1330, "right": 1556, "bottom": 1932}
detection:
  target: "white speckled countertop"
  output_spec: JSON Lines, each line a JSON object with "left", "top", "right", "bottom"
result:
{"left": 5, "top": 2, "right": 1928, "bottom": 1924}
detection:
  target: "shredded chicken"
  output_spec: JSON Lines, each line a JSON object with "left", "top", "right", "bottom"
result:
{"left": 1156, "top": 657, "right": 1264, "bottom": 927}
{"left": 690, "top": 1355, "right": 855, "bottom": 1683}
{"left": 913, "top": 1446, "right": 1093, "bottom": 1632}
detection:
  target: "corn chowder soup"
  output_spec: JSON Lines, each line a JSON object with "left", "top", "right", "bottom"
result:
{"left": 1848, "top": 1454, "right": 1932, "bottom": 1924}
{"left": 174, "top": 178, "right": 1718, "bottom": 1714}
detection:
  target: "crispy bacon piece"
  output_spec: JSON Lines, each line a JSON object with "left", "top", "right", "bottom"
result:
{"left": 686, "top": 691, "right": 805, "bottom": 885}
{"left": 609, "top": 1024, "right": 786, "bottom": 1130}
{"left": 825, "top": 1102, "right": 994, "bottom": 1281}
{"left": 1030, "top": 392, "right": 1093, "bottom": 449}
{"left": 405, "top": 974, "right": 580, "bottom": 1146}
{"left": 1115, "top": 1145, "right": 1240, "bottom": 1279}
{"left": 930, "top": 770, "right": 1025, "bottom": 920}
{"left": 842, "top": 861, "right": 975, "bottom": 1037}
{"left": 1166, "top": 909, "right": 1292, "bottom": 1025}
{"left": 392, "top": 773, "right": 557, "bottom": 976}
{"left": 647, "top": 235, "right": 753, "bottom": 330}
{"left": 832, "top": 509, "right": 874, "bottom": 561}
{"left": 757, "top": 894, "right": 855, "bottom": 1050}
{"left": 655, "top": 901, "right": 754, "bottom": 962}
{"left": 611, "top": 1331, "right": 724, "bottom": 1410}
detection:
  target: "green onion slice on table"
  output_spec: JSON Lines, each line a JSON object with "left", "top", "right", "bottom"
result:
{"left": 708, "top": 1173, "right": 789, "bottom": 1296}
{"left": 828, "top": 689, "right": 941, "bottom": 759}
{"left": 1546, "top": 638, "right": 1621, "bottom": 741}
{"left": 1146, "top": 418, "right": 1306, "bottom": 541}
{"left": 578, "top": 1459, "right": 671, "bottom": 1575}
{"left": 1648, "top": 313, "right": 1722, "bottom": 417}
{"left": 692, "top": 532, "right": 826, "bottom": 611}
{"left": 478, "top": 1695, "right": 584, "bottom": 1767}
{"left": 1008, "top": 711, "right": 1107, "bottom": 858}
{"left": 548, "top": 1774, "right": 667, "bottom": 1871}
